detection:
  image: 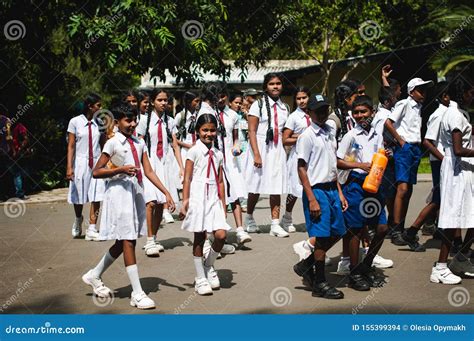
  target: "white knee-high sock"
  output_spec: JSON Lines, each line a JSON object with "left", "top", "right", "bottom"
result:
{"left": 92, "top": 252, "right": 116, "bottom": 278}
{"left": 126, "top": 264, "right": 143, "bottom": 294}
{"left": 204, "top": 247, "right": 220, "bottom": 268}
{"left": 194, "top": 256, "right": 205, "bottom": 278}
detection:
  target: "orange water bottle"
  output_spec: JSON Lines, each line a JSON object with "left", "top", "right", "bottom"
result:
{"left": 363, "top": 148, "right": 388, "bottom": 193}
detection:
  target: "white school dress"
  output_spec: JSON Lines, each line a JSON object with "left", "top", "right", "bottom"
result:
{"left": 99, "top": 132, "right": 147, "bottom": 240}
{"left": 136, "top": 112, "right": 179, "bottom": 204}
{"left": 181, "top": 140, "right": 230, "bottom": 233}
{"left": 438, "top": 105, "right": 474, "bottom": 229}
{"left": 215, "top": 106, "right": 247, "bottom": 204}
{"left": 284, "top": 107, "right": 311, "bottom": 197}
{"left": 242, "top": 97, "right": 288, "bottom": 195}
{"left": 175, "top": 110, "right": 197, "bottom": 162}
{"left": 67, "top": 114, "right": 105, "bottom": 204}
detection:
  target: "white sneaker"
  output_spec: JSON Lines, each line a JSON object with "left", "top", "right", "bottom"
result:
{"left": 336, "top": 259, "right": 350, "bottom": 275}
{"left": 72, "top": 216, "right": 83, "bottom": 238}
{"left": 293, "top": 240, "right": 312, "bottom": 261}
{"left": 205, "top": 266, "right": 220, "bottom": 289}
{"left": 221, "top": 244, "right": 235, "bottom": 254}
{"left": 163, "top": 210, "right": 174, "bottom": 224}
{"left": 154, "top": 240, "right": 165, "bottom": 252}
{"left": 269, "top": 224, "right": 289, "bottom": 238}
{"left": 236, "top": 230, "right": 252, "bottom": 244}
{"left": 130, "top": 291, "right": 155, "bottom": 309}
{"left": 85, "top": 229, "right": 100, "bottom": 241}
{"left": 372, "top": 254, "right": 394, "bottom": 269}
{"left": 430, "top": 266, "right": 462, "bottom": 284}
{"left": 245, "top": 216, "right": 260, "bottom": 233}
{"left": 325, "top": 255, "right": 332, "bottom": 266}
{"left": 195, "top": 277, "right": 213, "bottom": 295}
{"left": 144, "top": 240, "right": 160, "bottom": 257}
{"left": 281, "top": 214, "right": 296, "bottom": 233}
{"left": 82, "top": 270, "right": 112, "bottom": 298}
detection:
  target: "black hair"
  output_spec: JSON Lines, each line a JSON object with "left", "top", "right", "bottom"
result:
{"left": 111, "top": 103, "right": 138, "bottom": 120}
{"left": 177, "top": 91, "right": 199, "bottom": 140}
{"left": 293, "top": 86, "right": 311, "bottom": 110}
{"left": 341, "top": 79, "right": 360, "bottom": 92}
{"left": 136, "top": 90, "right": 149, "bottom": 114}
{"left": 195, "top": 113, "right": 218, "bottom": 136}
{"left": 448, "top": 76, "right": 473, "bottom": 109}
{"left": 378, "top": 86, "right": 396, "bottom": 107}
{"left": 144, "top": 88, "right": 172, "bottom": 151}
{"left": 83, "top": 93, "right": 101, "bottom": 114}
{"left": 121, "top": 90, "right": 137, "bottom": 103}
{"left": 262, "top": 72, "right": 284, "bottom": 92}
{"left": 201, "top": 81, "right": 225, "bottom": 105}
{"left": 333, "top": 83, "right": 355, "bottom": 138}
{"left": 229, "top": 92, "right": 243, "bottom": 103}
{"left": 388, "top": 78, "right": 400, "bottom": 88}
{"left": 352, "top": 95, "right": 373, "bottom": 110}
{"left": 432, "top": 81, "right": 450, "bottom": 102}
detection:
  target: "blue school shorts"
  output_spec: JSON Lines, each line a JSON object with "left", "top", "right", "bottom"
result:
{"left": 381, "top": 158, "right": 396, "bottom": 200}
{"left": 302, "top": 182, "right": 346, "bottom": 238}
{"left": 430, "top": 160, "right": 441, "bottom": 205}
{"left": 343, "top": 172, "right": 387, "bottom": 229}
{"left": 393, "top": 142, "right": 422, "bottom": 184}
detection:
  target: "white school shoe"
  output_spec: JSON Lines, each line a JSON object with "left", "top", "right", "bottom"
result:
{"left": 281, "top": 214, "right": 296, "bottom": 233}
{"left": 85, "top": 229, "right": 100, "bottom": 241}
{"left": 71, "top": 216, "right": 83, "bottom": 238}
{"left": 236, "top": 230, "right": 252, "bottom": 244}
{"left": 293, "top": 240, "right": 312, "bottom": 261}
{"left": 430, "top": 265, "right": 462, "bottom": 285}
{"left": 154, "top": 241, "right": 165, "bottom": 252}
{"left": 372, "top": 254, "right": 394, "bottom": 269}
{"left": 269, "top": 224, "right": 289, "bottom": 238}
{"left": 144, "top": 240, "right": 160, "bottom": 257}
{"left": 162, "top": 210, "right": 175, "bottom": 224}
{"left": 336, "top": 259, "right": 350, "bottom": 275}
{"left": 221, "top": 244, "right": 235, "bottom": 255}
{"left": 130, "top": 291, "right": 155, "bottom": 309}
{"left": 82, "top": 270, "right": 112, "bottom": 298}
{"left": 245, "top": 216, "right": 260, "bottom": 233}
{"left": 195, "top": 277, "right": 213, "bottom": 295}
{"left": 205, "top": 266, "right": 220, "bottom": 289}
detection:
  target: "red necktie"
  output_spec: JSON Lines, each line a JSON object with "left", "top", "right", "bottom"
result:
{"left": 88, "top": 121, "right": 93, "bottom": 169}
{"left": 156, "top": 119, "right": 164, "bottom": 159}
{"left": 305, "top": 114, "right": 311, "bottom": 127}
{"left": 219, "top": 111, "right": 226, "bottom": 163}
{"left": 191, "top": 115, "right": 196, "bottom": 143}
{"left": 206, "top": 149, "right": 220, "bottom": 199}
{"left": 273, "top": 103, "right": 278, "bottom": 145}
{"left": 127, "top": 137, "right": 143, "bottom": 184}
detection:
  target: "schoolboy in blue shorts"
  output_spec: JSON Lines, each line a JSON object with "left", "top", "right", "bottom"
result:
{"left": 293, "top": 94, "right": 348, "bottom": 299}
{"left": 337, "top": 95, "right": 388, "bottom": 291}
{"left": 384, "top": 78, "right": 433, "bottom": 245}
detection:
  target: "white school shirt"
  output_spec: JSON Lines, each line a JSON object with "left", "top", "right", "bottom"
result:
{"left": 425, "top": 103, "right": 451, "bottom": 161}
{"left": 67, "top": 114, "right": 102, "bottom": 158}
{"left": 296, "top": 122, "right": 338, "bottom": 186}
{"left": 187, "top": 139, "right": 224, "bottom": 179}
{"left": 337, "top": 124, "right": 383, "bottom": 175}
{"left": 215, "top": 106, "right": 239, "bottom": 151}
{"left": 248, "top": 97, "right": 288, "bottom": 138}
{"left": 174, "top": 110, "right": 197, "bottom": 145}
{"left": 197, "top": 101, "right": 217, "bottom": 117}
{"left": 439, "top": 105, "right": 473, "bottom": 153}
{"left": 136, "top": 111, "right": 177, "bottom": 157}
{"left": 284, "top": 107, "right": 311, "bottom": 135}
{"left": 388, "top": 97, "right": 422, "bottom": 143}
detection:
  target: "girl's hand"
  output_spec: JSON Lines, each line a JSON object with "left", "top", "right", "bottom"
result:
{"left": 179, "top": 199, "right": 189, "bottom": 220}
{"left": 360, "top": 162, "right": 372, "bottom": 173}
{"left": 179, "top": 168, "right": 184, "bottom": 179}
{"left": 66, "top": 167, "right": 74, "bottom": 181}
{"left": 253, "top": 154, "right": 263, "bottom": 168}
{"left": 165, "top": 193, "right": 175, "bottom": 212}
{"left": 121, "top": 164, "right": 137, "bottom": 176}
{"left": 309, "top": 199, "right": 321, "bottom": 219}
{"left": 339, "top": 194, "right": 348, "bottom": 212}
{"left": 232, "top": 145, "right": 242, "bottom": 156}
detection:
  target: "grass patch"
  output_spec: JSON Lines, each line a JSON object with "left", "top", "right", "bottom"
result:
{"left": 418, "top": 156, "right": 431, "bottom": 174}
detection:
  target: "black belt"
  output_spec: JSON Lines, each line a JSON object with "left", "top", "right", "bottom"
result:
{"left": 311, "top": 181, "right": 337, "bottom": 190}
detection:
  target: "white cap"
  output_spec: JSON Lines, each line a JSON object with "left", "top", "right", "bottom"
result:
{"left": 407, "top": 78, "right": 433, "bottom": 93}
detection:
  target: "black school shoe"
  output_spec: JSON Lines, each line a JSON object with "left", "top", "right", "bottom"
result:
{"left": 359, "top": 263, "right": 386, "bottom": 288}
{"left": 401, "top": 231, "right": 426, "bottom": 252}
{"left": 293, "top": 260, "right": 314, "bottom": 287}
{"left": 391, "top": 230, "right": 408, "bottom": 246}
{"left": 348, "top": 273, "right": 370, "bottom": 291}
{"left": 312, "top": 281, "right": 344, "bottom": 299}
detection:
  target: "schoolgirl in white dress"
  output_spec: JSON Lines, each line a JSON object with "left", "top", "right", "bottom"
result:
{"left": 179, "top": 113, "right": 230, "bottom": 295}
{"left": 136, "top": 89, "right": 184, "bottom": 256}
{"left": 83, "top": 103, "right": 174, "bottom": 310}
{"left": 282, "top": 86, "right": 311, "bottom": 233}
{"left": 66, "top": 93, "right": 105, "bottom": 241}
{"left": 175, "top": 91, "right": 200, "bottom": 161}
{"left": 430, "top": 80, "right": 474, "bottom": 285}
{"left": 242, "top": 73, "right": 289, "bottom": 237}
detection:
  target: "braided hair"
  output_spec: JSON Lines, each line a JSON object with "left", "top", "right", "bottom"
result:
{"left": 201, "top": 81, "right": 227, "bottom": 148}
{"left": 262, "top": 73, "right": 284, "bottom": 144}
{"left": 145, "top": 88, "right": 172, "bottom": 151}
{"left": 334, "top": 83, "right": 355, "bottom": 139}
{"left": 178, "top": 91, "right": 198, "bottom": 140}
